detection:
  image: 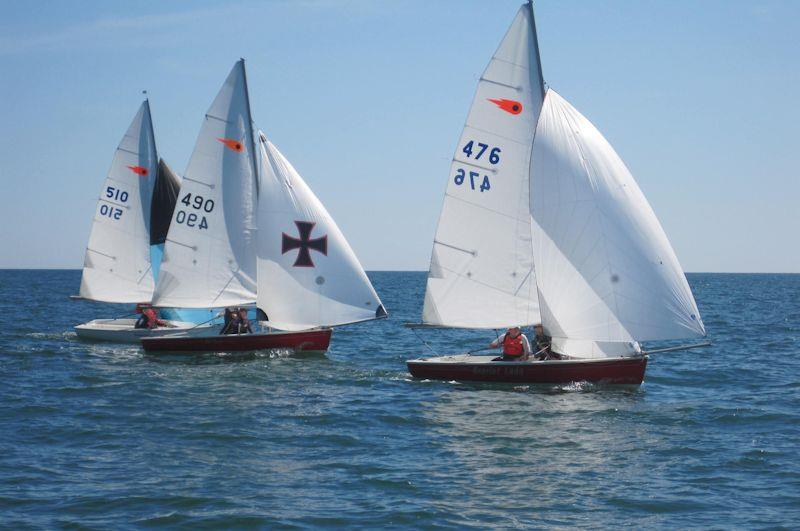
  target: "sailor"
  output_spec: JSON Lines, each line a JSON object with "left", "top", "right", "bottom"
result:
{"left": 533, "top": 323, "right": 552, "bottom": 360}
{"left": 135, "top": 306, "right": 168, "bottom": 329}
{"left": 236, "top": 308, "right": 253, "bottom": 334}
{"left": 490, "top": 326, "right": 531, "bottom": 361}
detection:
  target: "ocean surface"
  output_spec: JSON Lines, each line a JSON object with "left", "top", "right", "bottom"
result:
{"left": 0, "top": 270, "right": 798, "bottom": 529}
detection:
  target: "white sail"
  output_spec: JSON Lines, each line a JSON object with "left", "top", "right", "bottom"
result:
{"left": 530, "top": 90, "right": 705, "bottom": 346}
{"left": 152, "top": 60, "right": 258, "bottom": 308}
{"left": 256, "top": 134, "right": 386, "bottom": 330}
{"left": 421, "top": 3, "right": 545, "bottom": 328}
{"left": 79, "top": 101, "right": 158, "bottom": 303}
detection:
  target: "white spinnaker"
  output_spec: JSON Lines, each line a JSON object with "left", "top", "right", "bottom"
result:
{"left": 422, "top": 4, "right": 546, "bottom": 328}
{"left": 79, "top": 101, "right": 158, "bottom": 303}
{"left": 256, "top": 134, "right": 385, "bottom": 330}
{"left": 530, "top": 90, "right": 705, "bottom": 347}
{"left": 152, "top": 60, "right": 258, "bottom": 308}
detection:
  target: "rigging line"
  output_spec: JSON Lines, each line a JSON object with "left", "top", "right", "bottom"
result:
{"left": 452, "top": 158, "right": 499, "bottom": 174}
{"left": 182, "top": 176, "right": 215, "bottom": 189}
{"left": 463, "top": 124, "right": 531, "bottom": 146}
{"left": 117, "top": 147, "right": 140, "bottom": 157}
{"left": 411, "top": 327, "right": 440, "bottom": 357}
{"left": 87, "top": 248, "right": 116, "bottom": 260}
{"left": 433, "top": 240, "right": 475, "bottom": 256}
{"left": 479, "top": 77, "right": 522, "bottom": 91}
{"left": 165, "top": 238, "right": 196, "bottom": 250}
{"left": 443, "top": 192, "right": 521, "bottom": 221}
{"left": 98, "top": 197, "right": 131, "bottom": 209}
{"left": 210, "top": 274, "right": 238, "bottom": 306}
{"left": 512, "top": 268, "right": 533, "bottom": 296}
{"left": 136, "top": 263, "right": 152, "bottom": 285}
{"left": 205, "top": 113, "right": 234, "bottom": 125}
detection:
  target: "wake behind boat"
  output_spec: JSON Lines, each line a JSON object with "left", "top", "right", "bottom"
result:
{"left": 406, "top": 1, "right": 706, "bottom": 385}
{"left": 142, "top": 60, "right": 386, "bottom": 355}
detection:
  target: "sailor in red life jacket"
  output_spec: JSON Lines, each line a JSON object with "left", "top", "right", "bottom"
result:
{"left": 489, "top": 326, "right": 532, "bottom": 361}
{"left": 134, "top": 305, "right": 170, "bottom": 329}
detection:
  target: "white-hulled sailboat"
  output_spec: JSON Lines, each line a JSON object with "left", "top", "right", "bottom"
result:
{"left": 141, "top": 60, "right": 386, "bottom": 354}
{"left": 406, "top": 2, "right": 707, "bottom": 385}
{"left": 74, "top": 100, "right": 212, "bottom": 342}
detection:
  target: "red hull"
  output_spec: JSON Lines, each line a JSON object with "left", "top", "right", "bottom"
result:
{"left": 407, "top": 356, "right": 647, "bottom": 385}
{"left": 141, "top": 329, "right": 332, "bottom": 354}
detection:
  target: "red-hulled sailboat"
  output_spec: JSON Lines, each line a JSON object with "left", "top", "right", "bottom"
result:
{"left": 406, "top": 2, "right": 706, "bottom": 385}
{"left": 142, "top": 60, "right": 386, "bottom": 354}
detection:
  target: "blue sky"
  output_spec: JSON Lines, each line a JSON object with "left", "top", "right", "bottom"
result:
{"left": 0, "top": 0, "right": 797, "bottom": 272}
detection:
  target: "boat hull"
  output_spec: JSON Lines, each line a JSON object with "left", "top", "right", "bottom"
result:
{"left": 140, "top": 328, "right": 333, "bottom": 354}
{"left": 407, "top": 354, "right": 647, "bottom": 385}
{"left": 74, "top": 319, "right": 214, "bottom": 344}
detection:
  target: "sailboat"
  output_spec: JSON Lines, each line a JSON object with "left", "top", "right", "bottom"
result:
{"left": 141, "top": 60, "right": 386, "bottom": 354}
{"left": 74, "top": 100, "right": 213, "bottom": 342}
{"left": 406, "top": 2, "right": 707, "bottom": 385}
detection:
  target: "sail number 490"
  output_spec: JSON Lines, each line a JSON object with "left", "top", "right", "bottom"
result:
{"left": 454, "top": 168, "right": 491, "bottom": 192}
{"left": 176, "top": 193, "right": 215, "bottom": 230}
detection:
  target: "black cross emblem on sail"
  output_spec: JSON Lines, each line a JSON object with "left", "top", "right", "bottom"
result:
{"left": 281, "top": 221, "right": 328, "bottom": 267}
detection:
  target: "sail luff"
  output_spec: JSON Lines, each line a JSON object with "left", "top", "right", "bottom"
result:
{"left": 239, "top": 59, "right": 260, "bottom": 194}
{"left": 526, "top": 0, "right": 546, "bottom": 103}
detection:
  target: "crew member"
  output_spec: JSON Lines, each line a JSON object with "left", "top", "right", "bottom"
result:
{"left": 490, "top": 326, "right": 531, "bottom": 361}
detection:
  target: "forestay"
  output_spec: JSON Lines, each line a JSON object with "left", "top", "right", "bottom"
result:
{"left": 79, "top": 101, "right": 158, "bottom": 303}
{"left": 256, "top": 133, "right": 386, "bottom": 330}
{"left": 422, "top": 3, "right": 545, "bottom": 328}
{"left": 530, "top": 90, "right": 705, "bottom": 344}
{"left": 152, "top": 60, "right": 258, "bottom": 308}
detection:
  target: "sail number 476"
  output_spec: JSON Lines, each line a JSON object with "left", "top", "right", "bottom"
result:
{"left": 462, "top": 141, "right": 501, "bottom": 164}
{"left": 454, "top": 169, "right": 491, "bottom": 192}
{"left": 175, "top": 192, "right": 215, "bottom": 230}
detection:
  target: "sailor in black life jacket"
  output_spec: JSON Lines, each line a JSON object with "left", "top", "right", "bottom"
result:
{"left": 489, "top": 326, "right": 532, "bottom": 361}
{"left": 533, "top": 323, "right": 553, "bottom": 360}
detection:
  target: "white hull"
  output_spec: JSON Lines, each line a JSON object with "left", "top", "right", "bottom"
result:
{"left": 74, "top": 318, "right": 217, "bottom": 344}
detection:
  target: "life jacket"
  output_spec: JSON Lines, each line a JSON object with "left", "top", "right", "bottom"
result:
{"left": 502, "top": 333, "right": 524, "bottom": 357}
{"left": 143, "top": 308, "right": 158, "bottom": 329}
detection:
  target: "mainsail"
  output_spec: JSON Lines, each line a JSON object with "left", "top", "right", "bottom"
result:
{"left": 421, "top": 3, "right": 545, "bottom": 328}
{"left": 256, "top": 133, "right": 386, "bottom": 330}
{"left": 152, "top": 60, "right": 259, "bottom": 308}
{"left": 530, "top": 90, "right": 706, "bottom": 348}
{"left": 79, "top": 100, "right": 158, "bottom": 303}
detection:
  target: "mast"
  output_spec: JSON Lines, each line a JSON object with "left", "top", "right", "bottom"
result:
{"left": 239, "top": 58, "right": 260, "bottom": 194}
{"left": 527, "top": 0, "right": 546, "bottom": 102}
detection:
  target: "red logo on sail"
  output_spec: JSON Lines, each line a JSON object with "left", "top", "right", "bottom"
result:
{"left": 488, "top": 98, "right": 523, "bottom": 115}
{"left": 127, "top": 165, "right": 149, "bottom": 176}
{"left": 217, "top": 138, "right": 244, "bottom": 153}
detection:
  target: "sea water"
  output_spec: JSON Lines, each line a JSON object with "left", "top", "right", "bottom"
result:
{"left": 0, "top": 270, "right": 798, "bottom": 528}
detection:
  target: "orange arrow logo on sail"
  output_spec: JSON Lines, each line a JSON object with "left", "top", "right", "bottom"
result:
{"left": 217, "top": 137, "right": 245, "bottom": 153}
{"left": 127, "top": 165, "right": 149, "bottom": 176}
{"left": 488, "top": 98, "right": 523, "bottom": 115}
